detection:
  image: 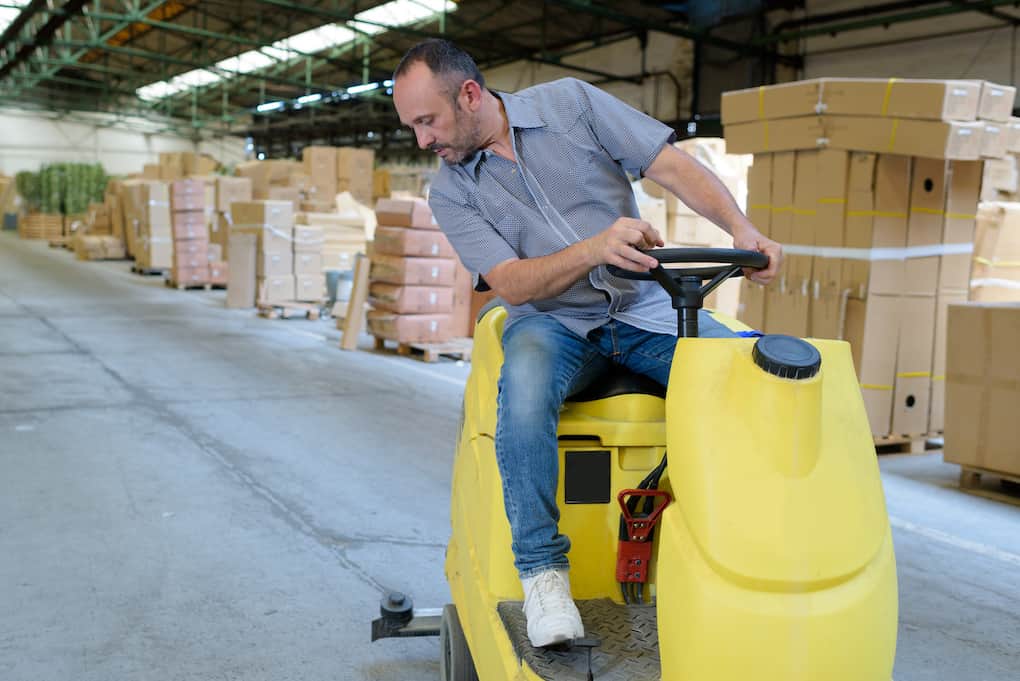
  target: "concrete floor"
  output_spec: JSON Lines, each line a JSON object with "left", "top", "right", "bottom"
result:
{"left": 0, "top": 230, "right": 1017, "bottom": 681}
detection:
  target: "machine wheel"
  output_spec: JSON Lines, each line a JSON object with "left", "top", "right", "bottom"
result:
{"left": 439, "top": 604, "right": 478, "bottom": 681}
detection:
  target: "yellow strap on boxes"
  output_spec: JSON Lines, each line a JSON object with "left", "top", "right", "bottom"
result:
{"left": 974, "top": 256, "right": 1020, "bottom": 267}
{"left": 887, "top": 118, "right": 900, "bottom": 151}
{"left": 861, "top": 383, "right": 894, "bottom": 391}
{"left": 945, "top": 212, "right": 977, "bottom": 220}
{"left": 896, "top": 371, "right": 931, "bottom": 379}
{"left": 846, "top": 210, "right": 908, "bottom": 218}
{"left": 758, "top": 85, "right": 765, "bottom": 119}
{"left": 749, "top": 203, "right": 772, "bottom": 211}
{"left": 881, "top": 78, "right": 898, "bottom": 116}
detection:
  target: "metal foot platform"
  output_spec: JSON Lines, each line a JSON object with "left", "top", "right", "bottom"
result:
{"left": 497, "top": 598, "right": 660, "bottom": 680}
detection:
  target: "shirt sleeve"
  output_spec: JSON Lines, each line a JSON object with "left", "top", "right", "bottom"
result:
{"left": 429, "top": 188, "right": 519, "bottom": 291}
{"left": 573, "top": 78, "right": 677, "bottom": 178}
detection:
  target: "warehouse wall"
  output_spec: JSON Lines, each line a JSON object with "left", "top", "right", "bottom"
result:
{"left": 0, "top": 108, "right": 247, "bottom": 176}
{"left": 802, "top": 3, "right": 1018, "bottom": 82}
{"left": 483, "top": 31, "right": 694, "bottom": 123}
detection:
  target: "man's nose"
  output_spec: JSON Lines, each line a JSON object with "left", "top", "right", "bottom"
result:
{"left": 415, "top": 128, "right": 433, "bottom": 150}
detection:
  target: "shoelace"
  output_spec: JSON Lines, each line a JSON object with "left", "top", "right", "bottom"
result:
{"left": 527, "top": 572, "right": 572, "bottom": 613}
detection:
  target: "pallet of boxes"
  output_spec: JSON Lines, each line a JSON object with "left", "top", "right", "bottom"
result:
{"left": 72, "top": 199, "right": 126, "bottom": 261}
{"left": 227, "top": 200, "right": 321, "bottom": 319}
{"left": 722, "top": 77, "right": 1013, "bottom": 449}
{"left": 166, "top": 179, "right": 212, "bottom": 290}
{"left": 365, "top": 197, "right": 474, "bottom": 361}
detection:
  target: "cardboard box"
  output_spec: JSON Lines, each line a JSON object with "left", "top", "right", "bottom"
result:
{"left": 738, "top": 279, "right": 766, "bottom": 330}
{"left": 939, "top": 160, "right": 982, "bottom": 291}
{"left": 891, "top": 296, "right": 937, "bottom": 436}
{"left": 369, "top": 283, "right": 455, "bottom": 314}
{"left": 208, "top": 261, "right": 228, "bottom": 286}
{"left": 1005, "top": 118, "right": 1020, "bottom": 153}
{"left": 142, "top": 163, "right": 161, "bottom": 180}
{"left": 826, "top": 116, "right": 984, "bottom": 160}
{"left": 977, "top": 81, "right": 1016, "bottom": 122}
{"left": 143, "top": 182, "right": 172, "bottom": 231}
{"left": 257, "top": 251, "right": 293, "bottom": 277}
{"left": 170, "top": 179, "right": 206, "bottom": 212}
{"left": 929, "top": 290, "right": 969, "bottom": 432}
{"left": 231, "top": 200, "right": 294, "bottom": 230}
{"left": 980, "top": 122, "right": 1007, "bottom": 159}
{"left": 172, "top": 213, "right": 209, "bottom": 242}
{"left": 293, "top": 225, "right": 325, "bottom": 252}
{"left": 943, "top": 302, "right": 1020, "bottom": 476}
{"left": 337, "top": 147, "right": 374, "bottom": 180}
{"left": 845, "top": 294, "right": 899, "bottom": 436}
{"left": 174, "top": 238, "right": 208, "bottom": 258}
{"left": 207, "top": 243, "right": 223, "bottom": 262}
{"left": 971, "top": 202, "right": 1020, "bottom": 302}
{"left": 216, "top": 177, "right": 253, "bottom": 212}
{"left": 370, "top": 254, "right": 457, "bottom": 286}
{"left": 227, "top": 233, "right": 258, "bottom": 308}
{"left": 847, "top": 155, "right": 911, "bottom": 299}
{"left": 267, "top": 186, "right": 301, "bottom": 206}
{"left": 171, "top": 265, "right": 209, "bottom": 285}
{"left": 746, "top": 154, "right": 773, "bottom": 236}
{"left": 374, "top": 226, "right": 456, "bottom": 258}
{"left": 258, "top": 275, "right": 296, "bottom": 304}
{"left": 452, "top": 261, "right": 473, "bottom": 337}
{"left": 721, "top": 78, "right": 981, "bottom": 125}
{"left": 366, "top": 310, "right": 454, "bottom": 343}
{"left": 135, "top": 235, "right": 173, "bottom": 270}
{"left": 236, "top": 161, "right": 272, "bottom": 198}
{"left": 294, "top": 252, "right": 323, "bottom": 276}
{"left": 294, "top": 274, "right": 325, "bottom": 302}
{"left": 724, "top": 116, "right": 826, "bottom": 155}
{"left": 904, "top": 157, "right": 947, "bottom": 296}
{"left": 375, "top": 197, "right": 436, "bottom": 229}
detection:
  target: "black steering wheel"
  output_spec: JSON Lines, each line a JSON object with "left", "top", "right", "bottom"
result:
{"left": 606, "top": 247, "right": 769, "bottom": 338}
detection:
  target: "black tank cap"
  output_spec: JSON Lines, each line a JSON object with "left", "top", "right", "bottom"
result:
{"left": 752, "top": 334, "right": 821, "bottom": 380}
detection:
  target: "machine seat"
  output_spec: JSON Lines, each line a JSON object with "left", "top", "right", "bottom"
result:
{"left": 567, "top": 364, "right": 666, "bottom": 402}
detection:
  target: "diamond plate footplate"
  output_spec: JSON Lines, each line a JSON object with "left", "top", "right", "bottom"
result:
{"left": 497, "top": 599, "right": 660, "bottom": 680}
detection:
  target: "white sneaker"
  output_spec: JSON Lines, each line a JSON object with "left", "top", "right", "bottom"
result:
{"left": 521, "top": 568, "right": 585, "bottom": 647}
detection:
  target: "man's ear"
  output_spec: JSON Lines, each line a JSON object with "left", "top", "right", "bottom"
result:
{"left": 460, "top": 79, "right": 484, "bottom": 112}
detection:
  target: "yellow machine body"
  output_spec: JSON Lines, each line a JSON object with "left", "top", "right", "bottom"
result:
{"left": 447, "top": 306, "right": 897, "bottom": 680}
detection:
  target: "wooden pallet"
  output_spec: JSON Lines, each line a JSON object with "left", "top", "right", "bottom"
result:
{"left": 131, "top": 265, "right": 168, "bottom": 276}
{"left": 374, "top": 336, "right": 473, "bottom": 363}
{"left": 874, "top": 433, "right": 942, "bottom": 454}
{"left": 256, "top": 300, "right": 321, "bottom": 320}
{"left": 18, "top": 213, "right": 63, "bottom": 240}
{"left": 165, "top": 279, "right": 211, "bottom": 291}
{"left": 959, "top": 466, "right": 1020, "bottom": 507}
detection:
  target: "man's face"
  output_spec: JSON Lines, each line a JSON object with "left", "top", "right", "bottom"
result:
{"left": 393, "top": 62, "right": 483, "bottom": 165}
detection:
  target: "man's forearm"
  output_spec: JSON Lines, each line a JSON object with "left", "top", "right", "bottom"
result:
{"left": 485, "top": 241, "right": 595, "bottom": 306}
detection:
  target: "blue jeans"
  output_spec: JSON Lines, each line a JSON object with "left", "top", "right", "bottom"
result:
{"left": 495, "top": 310, "right": 736, "bottom": 577}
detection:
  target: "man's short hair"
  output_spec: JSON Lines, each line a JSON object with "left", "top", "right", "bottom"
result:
{"left": 393, "top": 39, "right": 485, "bottom": 102}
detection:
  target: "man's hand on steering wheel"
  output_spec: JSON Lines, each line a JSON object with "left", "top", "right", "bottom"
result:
{"left": 732, "top": 224, "right": 782, "bottom": 286}
{"left": 586, "top": 217, "right": 664, "bottom": 272}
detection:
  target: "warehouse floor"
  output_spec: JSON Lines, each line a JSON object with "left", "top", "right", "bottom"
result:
{"left": 1, "top": 231, "right": 1017, "bottom": 681}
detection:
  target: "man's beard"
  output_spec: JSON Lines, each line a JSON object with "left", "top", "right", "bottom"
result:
{"left": 431, "top": 104, "right": 483, "bottom": 165}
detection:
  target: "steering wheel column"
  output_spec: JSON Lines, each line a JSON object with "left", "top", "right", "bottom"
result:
{"left": 608, "top": 248, "right": 769, "bottom": 338}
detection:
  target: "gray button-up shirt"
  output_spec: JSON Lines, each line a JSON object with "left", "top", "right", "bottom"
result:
{"left": 429, "top": 77, "right": 679, "bottom": 337}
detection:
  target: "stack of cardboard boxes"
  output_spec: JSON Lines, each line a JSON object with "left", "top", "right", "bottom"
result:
{"left": 73, "top": 200, "right": 125, "bottom": 260}
{"left": 299, "top": 145, "right": 375, "bottom": 207}
{"left": 168, "top": 179, "right": 211, "bottom": 287}
{"left": 293, "top": 224, "right": 326, "bottom": 302}
{"left": 228, "top": 200, "right": 295, "bottom": 307}
{"left": 133, "top": 181, "right": 173, "bottom": 272}
{"left": 366, "top": 197, "right": 471, "bottom": 343}
{"left": 723, "top": 77, "right": 1013, "bottom": 439}
{"left": 209, "top": 176, "right": 253, "bottom": 262}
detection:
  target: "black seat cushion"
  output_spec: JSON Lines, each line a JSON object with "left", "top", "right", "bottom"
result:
{"left": 567, "top": 364, "right": 666, "bottom": 402}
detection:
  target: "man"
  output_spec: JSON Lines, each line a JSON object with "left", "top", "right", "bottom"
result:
{"left": 392, "top": 39, "right": 781, "bottom": 648}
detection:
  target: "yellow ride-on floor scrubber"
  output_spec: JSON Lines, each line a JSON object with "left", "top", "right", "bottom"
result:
{"left": 373, "top": 248, "right": 898, "bottom": 681}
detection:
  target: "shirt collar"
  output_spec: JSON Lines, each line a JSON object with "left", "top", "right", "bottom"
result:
{"left": 460, "top": 90, "right": 546, "bottom": 177}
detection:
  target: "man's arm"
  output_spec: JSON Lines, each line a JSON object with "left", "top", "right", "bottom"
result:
{"left": 484, "top": 217, "right": 663, "bottom": 306}
{"left": 644, "top": 145, "right": 782, "bottom": 285}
